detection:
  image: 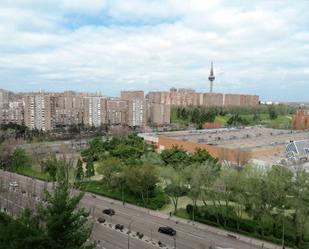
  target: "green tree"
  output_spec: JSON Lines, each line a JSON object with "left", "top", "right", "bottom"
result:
{"left": 123, "top": 164, "right": 158, "bottom": 203}
{"left": 39, "top": 163, "right": 95, "bottom": 249}
{"left": 292, "top": 170, "right": 309, "bottom": 246}
{"left": 96, "top": 157, "right": 122, "bottom": 186}
{"left": 75, "top": 159, "right": 84, "bottom": 182}
{"left": 0, "top": 209, "right": 49, "bottom": 249}
{"left": 191, "top": 148, "right": 218, "bottom": 164}
{"left": 161, "top": 167, "right": 187, "bottom": 213}
{"left": 43, "top": 156, "right": 62, "bottom": 181}
{"left": 160, "top": 146, "right": 190, "bottom": 168}
{"left": 85, "top": 158, "right": 95, "bottom": 178}
{"left": 10, "top": 148, "right": 31, "bottom": 170}
{"left": 268, "top": 105, "right": 278, "bottom": 120}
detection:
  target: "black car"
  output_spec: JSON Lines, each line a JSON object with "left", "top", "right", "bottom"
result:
{"left": 115, "top": 224, "right": 124, "bottom": 230}
{"left": 102, "top": 208, "right": 115, "bottom": 216}
{"left": 97, "top": 217, "right": 106, "bottom": 223}
{"left": 158, "top": 226, "right": 176, "bottom": 236}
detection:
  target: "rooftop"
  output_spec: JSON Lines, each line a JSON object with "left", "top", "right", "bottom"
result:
{"left": 157, "top": 127, "right": 309, "bottom": 151}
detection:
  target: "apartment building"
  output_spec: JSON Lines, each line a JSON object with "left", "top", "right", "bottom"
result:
{"left": 148, "top": 88, "right": 259, "bottom": 107}
{"left": 106, "top": 98, "right": 128, "bottom": 125}
{"left": 121, "top": 91, "right": 146, "bottom": 127}
{"left": 23, "top": 93, "right": 54, "bottom": 131}
{"left": 147, "top": 103, "right": 170, "bottom": 125}
{"left": 83, "top": 96, "right": 106, "bottom": 127}
{"left": 0, "top": 88, "right": 260, "bottom": 130}
{"left": 0, "top": 89, "right": 24, "bottom": 124}
{"left": 53, "top": 91, "right": 84, "bottom": 126}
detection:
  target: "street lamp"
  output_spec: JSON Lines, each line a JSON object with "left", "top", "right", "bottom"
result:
{"left": 127, "top": 213, "right": 140, "bottom": 249}
{"left": 173, "top": 235, "right": 177, "bottom": 249}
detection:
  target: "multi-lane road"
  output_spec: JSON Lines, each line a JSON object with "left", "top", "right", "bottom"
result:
{"left": 0, "top": 170, "right": 280, "bottom": 249}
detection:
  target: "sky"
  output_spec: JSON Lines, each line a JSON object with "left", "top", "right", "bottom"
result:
{"left": 0, "top": 0, "right": 308, "bottom": 101}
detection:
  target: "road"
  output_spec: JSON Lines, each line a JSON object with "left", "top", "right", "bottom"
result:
{"left": 0, "top": 170, "right": 280, "bottom": 249}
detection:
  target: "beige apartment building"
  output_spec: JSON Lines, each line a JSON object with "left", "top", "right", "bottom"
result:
{"left": 147, "top": 102, "right": 171, "bottom": 125}
{"left": 52, "top": 91, "right": 84, "bottom": 126}
{"left": 23, "top": 93, "right": 54, "bottom": 131}
{"left": 0, "top": 89, "right": 24, "bottom": 125}
{"left": 148, "top": 88, "right": 259, "bottom": 107}
{"left": 83, "top": 96, "right": 106, "bottom": 127}
{"left": 121, "top": 91, "right": 146, "bottom": 127}
{"left": 0, "top": 88, "right": 260, "bottom": 130}
{"left": 106, "top": 98, "right": 128, "bottom": 125}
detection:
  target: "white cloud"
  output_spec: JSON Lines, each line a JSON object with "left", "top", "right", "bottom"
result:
{"left": 0, "top": 0, "right": 308, "bottom": 101}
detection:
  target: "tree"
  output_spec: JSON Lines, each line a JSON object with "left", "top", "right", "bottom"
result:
{"left": 191, "top": 148, "right": 217, "bottom": 164}
{"left": 85, "top": 158, "right": 95, "bottom": 178}
{"left": 43, "top": 156, "right": 61, "bottom": 181}
{"left": 0, "top": 209, "right": 49, "bottom": 249}
{"left": 165, "top": 184, "right": 188, "bottom": 214}
{"left": 292, "top": 170, "right": 309, "bottom": 246}
{"left": 10, "top": 148, "right": 31, "bottom": 170}
{"left": 39, "top": 163, "right": 95, "bottom": 249}
{"left": 96, "top": 157, "right": 122, "bottom": 186}
{"left": 268, "top": 105, "right": 278, "bottom": 120}
{"left": 123, "top": 164, "right": 158, "bottom": 203}
{"left": 161, "top": 167, "right": 187, "bottom": 213}
{"left": 160, "top": 146, "right": 190, "bottom": 168}
{"left": 75, "top": 159, "right": 84, "bottom": 182}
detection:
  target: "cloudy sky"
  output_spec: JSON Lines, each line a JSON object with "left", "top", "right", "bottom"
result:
{"left": 0, "top": 0, "right": 308, "bottom": 101}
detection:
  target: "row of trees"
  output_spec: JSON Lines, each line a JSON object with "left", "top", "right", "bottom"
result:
{"left": 159, "top": 146, "right": 309, "bottom": 248}
{"left": 173, "top": 104, "right": 298, "bottom": 127}
{"left": 0, "top": 161, "right": 95, "bottom": 249}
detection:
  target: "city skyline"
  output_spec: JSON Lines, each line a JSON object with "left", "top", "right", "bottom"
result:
{"left": 0, "top": 0, "right": 308, "bottom": 101}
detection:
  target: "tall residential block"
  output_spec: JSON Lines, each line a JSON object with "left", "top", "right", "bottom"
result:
{"left": 83, "top": 96, "right": 107, "bottom": 127}
{"left": 121, "top": 91, "right": 146, "bottom": 127}
{"left": 23, "top": 93, "right": 54, "bottom": 131}
{"left": 106, "top": 98, "right": 128, "bottom": 125}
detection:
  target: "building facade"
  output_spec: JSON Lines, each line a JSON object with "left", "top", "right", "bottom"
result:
{"left": 121, "top": 91, "right": 146, "bottom": 127}
{"left": 23, "top": 93, "right": 54, "bottom": 131}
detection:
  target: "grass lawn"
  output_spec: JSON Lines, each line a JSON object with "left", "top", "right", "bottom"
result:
{"left": 16, "top": 165, "right": 51, "bottom": 181}
{"left": 214, "top": 114, "right": 291, "bottom": 128}
{"left": 78, "top": 181, "right": 168, "bottom": 210}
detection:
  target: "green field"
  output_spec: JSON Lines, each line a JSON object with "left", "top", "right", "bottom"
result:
{"left": 78, "top": 181, "right": 168, "bottom": 210}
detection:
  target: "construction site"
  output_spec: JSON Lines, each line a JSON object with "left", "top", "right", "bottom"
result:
{"left": 140, "top": 127, "right": 309, "bottom": 166}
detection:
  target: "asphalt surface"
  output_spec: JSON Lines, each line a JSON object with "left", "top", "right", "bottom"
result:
{"left": 0, "top": 170, "right": 270, "bottom": 249}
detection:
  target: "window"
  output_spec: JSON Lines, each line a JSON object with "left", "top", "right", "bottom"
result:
{"left": 304, "top": 148, "right": 309, "bottom": 153}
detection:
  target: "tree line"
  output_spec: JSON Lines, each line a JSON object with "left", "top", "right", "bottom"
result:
{"left": 172, "top": 104, "right": 298, "bottom": 127}
{"left": 160, "top": 146, "right": 309, "bottom": 248}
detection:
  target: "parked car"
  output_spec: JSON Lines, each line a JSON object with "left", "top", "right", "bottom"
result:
{"left": 115, "top": 224, "right": 124, "bottom": 231}
{"left": 102, "top": 208, "right": 115, "bottom": 216}
{"left": 9, "top": 181, "right": 18, "bottom": 188}
{"left": 97, "top": 217, "right": 106, "bottom": 223}
{"left": 158, "top": 226, "right": 176, "bottom": 236}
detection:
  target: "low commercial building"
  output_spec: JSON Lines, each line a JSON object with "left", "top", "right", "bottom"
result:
{"left": 141, "top": 127, "right": 309, "bottom": 165}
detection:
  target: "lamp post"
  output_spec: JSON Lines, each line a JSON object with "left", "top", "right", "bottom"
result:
{"left": 173, "top": 235, "right": 177, "bottom": 249}
{"left": 127, "top": 214, "right": 140, "bottom": 249}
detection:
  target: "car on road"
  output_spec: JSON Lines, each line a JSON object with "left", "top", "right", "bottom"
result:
{"left": 115, "top": 224, "right": 124, "bottom": 231}
{"left": 158, "top": 226, "right": 176, "bottom": 236}
{"left": 9, "top": 181, "right": 18, "bottom": 188}
{"left": 102, "top": 208, "right": 115, "bottom": 216}
{"left": 97, "top": 217, "right": 106, "bottom": 223}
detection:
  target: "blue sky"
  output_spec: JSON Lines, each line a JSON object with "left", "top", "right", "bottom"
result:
{"left": 0, "top": 0, "right": 308, "bottom": 101}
